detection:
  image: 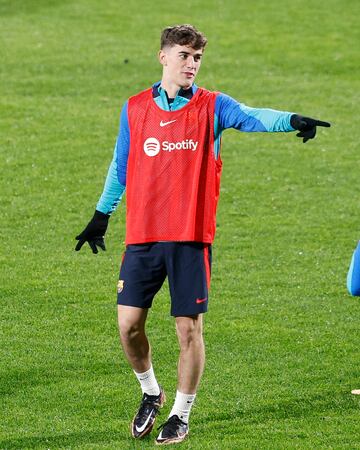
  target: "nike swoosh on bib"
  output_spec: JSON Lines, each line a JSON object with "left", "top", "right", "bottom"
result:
{"left": 196, "top": 298, "right": 207, "bottom": 304}
{"left": 135, "top": 409, "right": 154, "bottom": 433}
{"left": 160, "top": 119, "right": 177, "bottom": 127}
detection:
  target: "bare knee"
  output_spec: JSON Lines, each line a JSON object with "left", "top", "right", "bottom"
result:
{"left": 176, "top": 316, "right": 203, "bottom": 350}
{"left": 119, "top": 318, "right": 143, "bottom": 343}
{"left": 117, "top": 306, "right": 147, "bottom": 344}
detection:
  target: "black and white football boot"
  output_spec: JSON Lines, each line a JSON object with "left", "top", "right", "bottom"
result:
{"left": 131, "top": 387, "right": 166, "bottom": 438}
{"left": 155, "top": 415, "right": 189, "bottom": 445}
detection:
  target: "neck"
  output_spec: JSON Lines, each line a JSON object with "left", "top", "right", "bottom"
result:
{"left": 160, "top": 78, "right": 191, "bottom": 98}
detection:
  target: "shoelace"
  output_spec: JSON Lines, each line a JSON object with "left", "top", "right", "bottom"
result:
{"left": 137, "top": 394, "right": 161, "bottom": 420}
{"left": 157, "top": 415, "right": 184, "bottom": 432}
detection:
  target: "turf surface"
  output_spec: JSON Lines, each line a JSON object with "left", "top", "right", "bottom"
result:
{"left": 1, "top": 0, "right": 360, "bottom": 448}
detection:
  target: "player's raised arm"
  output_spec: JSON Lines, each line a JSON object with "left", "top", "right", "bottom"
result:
{"left": 215, "top": 93, "right": 330, "bottom": 142}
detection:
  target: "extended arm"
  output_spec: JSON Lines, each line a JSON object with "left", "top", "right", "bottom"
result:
{"left": 215, "top": 93, "right": 330, "bottom": 140}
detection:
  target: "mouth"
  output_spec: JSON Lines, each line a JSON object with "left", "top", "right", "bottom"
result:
{"left": 183, "top": 72, "right": 195, "bottom": 78}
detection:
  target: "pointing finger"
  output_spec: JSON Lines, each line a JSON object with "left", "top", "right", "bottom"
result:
{"left": 314, "top": 120, "right": 331, "bottom": 128}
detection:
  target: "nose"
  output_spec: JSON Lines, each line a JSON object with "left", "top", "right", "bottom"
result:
{"left": 186, "top": 56, "right": 195, "bottom": 68}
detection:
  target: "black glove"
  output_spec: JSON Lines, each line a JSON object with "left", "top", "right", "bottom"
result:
{"left": 75, "top": 210, "right": 110, "bottom": 254}
{"left": 290, "top": 114, "right": 331, "bottom": 143}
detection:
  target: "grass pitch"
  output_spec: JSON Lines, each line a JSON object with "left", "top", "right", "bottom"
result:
{"left": 1, "top": 0, "right": 360, "bottom": 448}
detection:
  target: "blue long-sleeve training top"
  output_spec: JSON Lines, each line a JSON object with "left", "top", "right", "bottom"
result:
{"left": 96, "top": 82, "right": 295, "bottom": 214}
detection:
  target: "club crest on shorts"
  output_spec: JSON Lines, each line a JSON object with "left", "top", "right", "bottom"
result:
{"left": 117, "top": 280, "right": 124, "bottom": 293}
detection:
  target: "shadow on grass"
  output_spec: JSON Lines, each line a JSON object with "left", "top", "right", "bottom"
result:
{"left": 1, "top": 391, "right": 357, "bottom": 447}
{"left": 199, "top": 389, "right": 358, "bottom": 424}
{"left": 0, "top": 429, "right": 148, "bottom": 450}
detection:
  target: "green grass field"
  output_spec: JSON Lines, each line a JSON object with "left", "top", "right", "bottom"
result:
{"left": 1, "top": 0, "right": 360, "bottom": 448}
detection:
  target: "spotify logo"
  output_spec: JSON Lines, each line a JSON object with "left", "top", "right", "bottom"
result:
{"left": 143, "top": 138, "right": 160, "bottom": 157}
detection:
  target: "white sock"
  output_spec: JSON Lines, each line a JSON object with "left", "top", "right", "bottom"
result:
{"left": 133, "top": 365, "right": 160, "bottom": 396}
{"left": 169, "top": 390, "right": 196, "bottom": 424}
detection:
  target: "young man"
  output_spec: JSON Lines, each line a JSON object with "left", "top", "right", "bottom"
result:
{"left": 75, "top": 25, "right": 330, "bottom": 445}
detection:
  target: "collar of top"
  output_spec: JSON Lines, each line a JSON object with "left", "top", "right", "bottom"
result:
{"left": 152, "top": 81, "right": 198, "bottom": 111}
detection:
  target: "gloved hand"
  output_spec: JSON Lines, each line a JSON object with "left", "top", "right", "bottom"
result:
{"left": 290, "top": 114, "right": 331, "bottom": 143}
{"left": 75, "top": 210, "right": 110, "bottom": 254}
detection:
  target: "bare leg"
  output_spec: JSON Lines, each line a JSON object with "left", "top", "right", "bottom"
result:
{"left": 175, "top": 314, "right": 205, "bottom": 394}
{"left": 119, "top": 305, "right": 164, "bottom": 439}
{"left": 117, "top": 304, "right": 151, "bottom": 373}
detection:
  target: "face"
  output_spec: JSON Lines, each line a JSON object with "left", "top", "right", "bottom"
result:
{"left": 159, "top": 44, "right": 203, "bottom": 90}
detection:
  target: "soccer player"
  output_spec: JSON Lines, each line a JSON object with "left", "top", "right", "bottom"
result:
{"left": 75, "top": 24, "right": 330, "bottom": 445}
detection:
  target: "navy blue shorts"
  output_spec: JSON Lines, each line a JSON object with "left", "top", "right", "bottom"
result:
{"left": 117, "top": 242, "right": 212, "bottom": 316}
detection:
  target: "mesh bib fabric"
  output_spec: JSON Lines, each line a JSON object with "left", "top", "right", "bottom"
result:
{"left": 125, "top": 87, "right": 222, "bottom": 244}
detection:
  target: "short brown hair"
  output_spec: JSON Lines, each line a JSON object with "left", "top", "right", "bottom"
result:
{"left": 160, "top": 24, "right": 207, "bottom": 50}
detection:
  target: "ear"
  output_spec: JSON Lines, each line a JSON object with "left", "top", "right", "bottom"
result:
{"left": 158, "top": 49, "right": 167, "bottom": 66}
